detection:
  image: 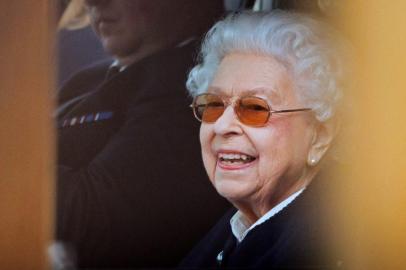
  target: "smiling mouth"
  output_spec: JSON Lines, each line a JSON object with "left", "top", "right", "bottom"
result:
{"left": 218, "top": 153, "right": 256, "bottom": 166}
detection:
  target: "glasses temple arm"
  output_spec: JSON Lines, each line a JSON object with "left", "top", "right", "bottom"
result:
{"left": 271, "top": 108, "right": 312, "bottom": 114}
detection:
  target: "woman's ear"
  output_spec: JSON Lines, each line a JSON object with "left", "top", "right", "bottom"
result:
{"left": 307, "top": 118, "right": 339, "bottom": 166}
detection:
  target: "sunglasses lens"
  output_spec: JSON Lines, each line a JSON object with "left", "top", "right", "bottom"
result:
{"left": 237, "top": 97, "right": 270, "bottom": 126}
{"left": 193, "top": 94, "right": 271, "bottom": 126}
{"left": 194, "top": 94, "right": 225, "bottom": 122}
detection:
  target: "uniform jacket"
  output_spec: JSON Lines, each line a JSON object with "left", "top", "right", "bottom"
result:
{"left": 56, "top": 42, "right": 230, "bottom": 268}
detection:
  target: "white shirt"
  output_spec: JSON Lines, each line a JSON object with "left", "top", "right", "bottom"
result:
{"left": 230, "top": 189, "right": 304, "bottom": 243}
{"left": 110, "top": 60, "right": 126, "bottom": 72}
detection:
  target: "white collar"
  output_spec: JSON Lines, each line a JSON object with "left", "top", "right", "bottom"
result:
{"left": 230, "top": 188, "right": 304, "bottom": 243}
{"left": 110, "top": 60, "right": 126, "bottom": 72}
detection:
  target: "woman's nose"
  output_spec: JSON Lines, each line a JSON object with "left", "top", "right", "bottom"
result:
{"left": 213, "top": 106, "right": 242, "bottom": 136}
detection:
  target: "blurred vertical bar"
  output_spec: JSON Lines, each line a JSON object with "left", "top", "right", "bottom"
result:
{"left": 0, "top": 1, "right": 55, "bottom": 270}
{"left": 332, "top": 1, "right": 406, "bottom": 269}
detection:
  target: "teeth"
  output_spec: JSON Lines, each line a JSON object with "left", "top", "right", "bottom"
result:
{"left": 218, "top": 153, "right": 255, "bottom": 162}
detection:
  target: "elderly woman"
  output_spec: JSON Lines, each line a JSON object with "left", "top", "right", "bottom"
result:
{"left": 180, "top": 10, "right": 350, "bottom": 269}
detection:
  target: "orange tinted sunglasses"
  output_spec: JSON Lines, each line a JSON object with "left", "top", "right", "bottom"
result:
{"left": 190, "top": 93, "right": 312, "bottom": 127}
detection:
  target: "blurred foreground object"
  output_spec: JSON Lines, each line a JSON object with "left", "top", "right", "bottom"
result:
{"left": 331, "top": 1, "right": 406, "bottom": 269}
{"left": 0, "top": 1, "right": 55, "bottom": 270}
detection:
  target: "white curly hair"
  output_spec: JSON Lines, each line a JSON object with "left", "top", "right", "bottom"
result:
{"left": 187, "top": 10, "right": 352, "bottom": 122}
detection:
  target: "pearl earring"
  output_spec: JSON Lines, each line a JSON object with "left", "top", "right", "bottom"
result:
{"left": 309, "top": 158, "right": 317, "bottom": 166}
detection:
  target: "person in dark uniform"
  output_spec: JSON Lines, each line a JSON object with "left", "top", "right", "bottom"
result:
{"left": 55, "top": 0, "right": 229, "bottom": 268}
{"left": 180, "top": 11, "right": 351, "bottom": 269}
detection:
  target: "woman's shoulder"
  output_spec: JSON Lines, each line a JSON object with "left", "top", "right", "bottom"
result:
{"left": 179, "top": 207, "right": 236, "bottom": 267}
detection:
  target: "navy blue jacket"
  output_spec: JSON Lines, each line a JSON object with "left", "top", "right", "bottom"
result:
{"left": 180, "top": 174, "right": 345, "bottom": 269}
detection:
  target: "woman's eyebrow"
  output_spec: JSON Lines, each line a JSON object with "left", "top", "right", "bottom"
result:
{"left": 242, "top": 88, "right": 283, "bottom": 104}
{"left": 207, "top": 86, "right": 283, "bottom": 104}
{"left": 241, "top": 87, "right": 278, "bottom": 96}
{"left": 207, "top": 86, "right": 223, "bottom": 94}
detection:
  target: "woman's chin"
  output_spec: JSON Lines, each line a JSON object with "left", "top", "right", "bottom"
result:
{"left": 214, "top": 179, "right": 254, "bottom": 203}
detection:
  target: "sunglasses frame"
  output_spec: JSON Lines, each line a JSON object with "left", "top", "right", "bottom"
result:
{"left": 190, "top": 93, "right": 312, "bottom": 127}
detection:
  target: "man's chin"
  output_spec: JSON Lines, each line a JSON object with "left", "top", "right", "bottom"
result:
{"left": 102, "top": 40, "right": 145, "bottom": 65}
{"left": 102, "top": 40, "right": 121, "bottom": 56}
{"left": 101, "top": 38, "right": 126, "bottom": 54}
